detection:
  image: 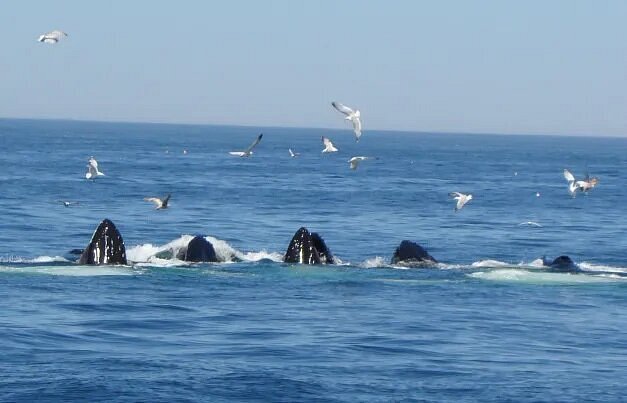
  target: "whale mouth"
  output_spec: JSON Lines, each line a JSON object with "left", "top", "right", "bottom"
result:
{"left": 284, "top": 227, "right": 334, "bottom": 265}
{"left": 78, "top": 219, "right": 127, "bottom": 265}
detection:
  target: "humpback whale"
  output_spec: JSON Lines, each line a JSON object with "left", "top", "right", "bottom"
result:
{"left": 175, "top": 236, "right": 218, "bottom": 262}
{"left": 78, "top": 219, "right": 127, "bottom": 265}
{"left": 542, "top": 255, "right": 579, "bottom": 273}
{"left": 391, "top": 240, "right": 438, "bottom": 267}
{"left": 284, "top": 227, "right": 335, "bottom": 265}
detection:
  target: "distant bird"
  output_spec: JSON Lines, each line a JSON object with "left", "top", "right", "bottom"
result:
{"left": 229, "top": 134, "right": 263, "bottom": 157}
{"left": 144, "top": 194, "right": 171, "bottom": 210}
{"left": 449, "top": 192, "right": 473, "bottom": 212}
{"left": 518, "top": 221, "right": 542, "bottom": 227}
{"left": 536, "top": 192, "right": 541, "bottom": 197}
{"left": 85, "top": 156, "right": 105, "bottom": 180}
{"left": 348, "top": 156, "right": 373, "bottom": 170}
{"left": 38, "top": 30, "right": 67, "bottom": 44}
{"left": 332, "top": 102, "right": 362, "bottom": 141}
{"left": 183, "top": 149, "right": 188, "bottom": 155}
{"left": 321, "top": 136, "right": 338, "bottom": 153}
{"left": 563, "top": 169, "right": 599, "bottom": 197}
{"left": 57, "top": 200, "right": 79, "bottom": 207}
{"left": 288, "top": 148, "right": 300, "bottom": 158}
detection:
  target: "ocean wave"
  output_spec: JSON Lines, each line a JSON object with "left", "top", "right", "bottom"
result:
{"left": 469, "top": 269, "right": 623, "bottom": 284}
{"left": 0, "top": 265, "right": 135, "bottom": 276}
{"left": 0, "top": 255, "right": 70, "bottom": 264}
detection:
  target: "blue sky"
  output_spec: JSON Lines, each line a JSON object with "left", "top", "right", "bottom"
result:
{"left": 2, "top": 1, "right": 627, "bottom": 136}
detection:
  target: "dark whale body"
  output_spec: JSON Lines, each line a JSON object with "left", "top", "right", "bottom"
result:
{"left": 542, "top": 255, "right": 579, "bottom": 272}
{"left": 391, "top": 240, "right": 438, "bottom": 267}
{"left": 284, "top": 227, "right": 334, "bottom": 265}
{"left": 176, "top": 235, "right": 218, "bottom": 262}
{"left": 78, "top": 219, "right": 127, "bottom": 265}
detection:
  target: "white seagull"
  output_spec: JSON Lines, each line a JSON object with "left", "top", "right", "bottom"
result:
{"left": 85, "top": 156, "right": 105, "bottom": 180}
{"left": 563, "top": 169, "right": 599, "bottom": 197}
{"left": 229, "top": 134, "right": 263, "bottom": 157}
{"left": 449, "top": 192, "right": 473, "bottom": 212}
{"left": 38, "top": 30, "right": 67, "bottom": 44}
{"left": 348, "top": 156, "right": 372, "bottom": 170}
{"left": 288, "top": 148, "right": 300, "bottom": 158}
{"left": 332, "top": 101, "right": 362, "bottom": 141}
{"left": 321, "top": 136, "right": 338, "bottom": 153}
{"left": 144, "top": 194, "right": 171, "bottom": 210}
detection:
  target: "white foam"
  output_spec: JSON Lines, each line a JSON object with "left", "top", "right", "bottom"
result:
{"left": 0, "top": 255, "right": 71, "bottom": 264}
{"left": 126, "top": 234, "right": 283, "bottom": 265}
{"left": 0, "top": 265, "right": 134, "bottom": 276}
{"left": 470, "top": 269, "right": 622, "bottom": 284}
{"left": 360, "top": 256, "right": 388, "bottom": 268}
{"left": 240, "top": 250, "right": 283, "bottom": 263}
{"left": 471, "top": 259, "right": 511, "bottom": 268}
{"left": 578, "top": 262, "right": 627, "bottom": 274}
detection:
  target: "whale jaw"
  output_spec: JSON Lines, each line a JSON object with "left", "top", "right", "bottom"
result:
{"left": 284, "top": 227, "right": 334, "bottom": 265}
{"left": 391, "top": 240, "right": 438, "bottom": 267}
{"left": 78, "top": 219, "right": 127, "bottom": 265}
{"left": 176, "top": 236, "right": 218, "bottom": 262}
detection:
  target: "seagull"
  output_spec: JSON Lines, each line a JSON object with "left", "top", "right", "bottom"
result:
{"left": 331, "top": 101, "right": 362, "bottom": 141}
{"left": 85, "top": 156, "right": 105, "bottom": 180}
{"left": 38, "top": 30, "right": 67, "bottom": 44}
{"left": 288, "top": 148, "right": 300, "bottom": 158}
{"left": 57, "top": 200, "right": 79, "bottom": 207}
{"left": 144, "top": 194, "right": 171, "bottom": 210}
{"left": 518, "top": 221, "right": 542, "bottom": 227}
{"left": 449, "top": 192, "right": 473, "bottom": 212}
{"left": 348, "top": 156, "right": 373, "bottom": 170}
{"left": 229, "top": 134, "right": 263, "bottom": 157}
{"left": 564, "top": 169, "right": 599, "bottom": 196}
{"left": 321, "top": 136, "right": 338, "bottom": 153}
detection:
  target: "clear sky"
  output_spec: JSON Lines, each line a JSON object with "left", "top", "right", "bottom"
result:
{"left": 2, "top": 1, "right": 627, "bottom": 136}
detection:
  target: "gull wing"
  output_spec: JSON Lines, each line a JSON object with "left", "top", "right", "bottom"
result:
{"left": 449, "top": 192, "right": 462, "bottom": 199}
{"left": 244, "top": 133, "right": 263, "bottom": 154}
{"left": 456, "top": 198, "right": 466, "bottom": 211}
{"left": 229, "top": 151, "right": 246, "bottom": 157}
{"left": 332, "top": 102, "right": 355, "bottom": 116}
{"left": 352, "top": 117, "right": 362, "bottom": 140}
{"left": 144, "top": 197, "right": 162, "bottom": 207}
{"left": 322, "top": 136, "right": 333, "bottom": 147}
{"left": 563, "top": 169, "right": 575, "bottom": 182}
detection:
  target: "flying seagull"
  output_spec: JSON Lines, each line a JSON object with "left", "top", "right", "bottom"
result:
{"left": 449, "top": 192, "right": 473, "bottom": 212}
{"left": 332, "top": 101, "right": 362, "bottom": 141}
{"left": 348, "top": 156, "right": 372, "bottom": 170}
{"left": 321, "top": 136, "right": 338, "bottom": 153}
{"left": 38, "top": 30, "right": 67, "bottom": 44}
{"left": 229, "top": 134, "right": 263, "bottom": 157}
{"left": 85, "top": 156, "right": 105, "bottom": 180}
{"left": 563, "top": 169, "right": 599, "bottom": 197}
{"left": 288, "top": 148, "right": 300, "bottom": 158}
{"left": 144, "top": 194, "right": 171, "bottom": 210}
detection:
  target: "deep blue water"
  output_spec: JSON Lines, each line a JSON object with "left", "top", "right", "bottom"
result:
{"left": 1, "top": 118, "right": 627, "bottom": 402}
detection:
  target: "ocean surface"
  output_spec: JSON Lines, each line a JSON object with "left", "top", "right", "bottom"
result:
{"left": 1, "top": 118, "right": 627, "bottom": 402}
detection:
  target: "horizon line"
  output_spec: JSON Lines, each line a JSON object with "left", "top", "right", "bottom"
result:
{"left": 1, "top": 115, "right": 625, "bottom": 140}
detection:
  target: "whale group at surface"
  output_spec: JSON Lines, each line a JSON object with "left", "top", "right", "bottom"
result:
{"left": 72, "top": 219, "right": 581, "bottom": 273}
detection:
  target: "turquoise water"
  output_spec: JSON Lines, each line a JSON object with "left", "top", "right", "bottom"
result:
{"left": 1, "top": 119, "right": 627, "bottom": 401}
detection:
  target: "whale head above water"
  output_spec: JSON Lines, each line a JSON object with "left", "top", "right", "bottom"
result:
{"left": 78, "top": 219, "right": 127, "bottom": 265}
{"left": 542, "top": 255, "right": 579, "bottom": 273}
{"left": 391, "top": 240, "right": 438, "bottom": 267}
{"left": 284, "top": 227, "right": 334, "bottom": 265}
{"left": 175, "top": 235, "right": 218, "bottom": 262}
